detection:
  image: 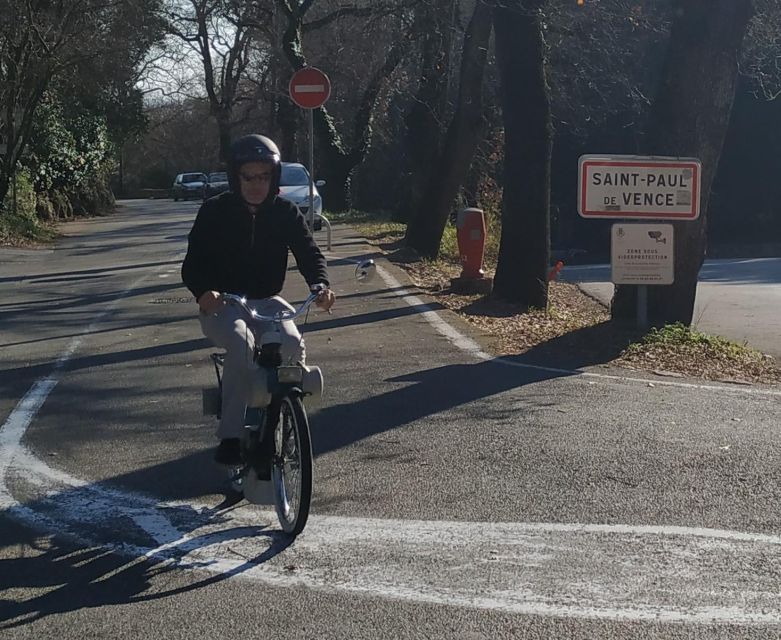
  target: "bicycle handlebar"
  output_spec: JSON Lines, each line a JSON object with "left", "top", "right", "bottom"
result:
{"left": 222, "top": 288, "right": 322, "bottom": 323}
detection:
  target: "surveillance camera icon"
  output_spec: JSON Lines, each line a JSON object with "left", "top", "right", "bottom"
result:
{"left": 648, "top": 231, "right": 666, "bottom": 244}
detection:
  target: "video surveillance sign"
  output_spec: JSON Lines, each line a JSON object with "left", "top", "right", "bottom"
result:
{"left": 611, "top": 223, "right": 674, "bottom": 285}
{"left": 579, "top": 155, "right": 701, "bottom": 220}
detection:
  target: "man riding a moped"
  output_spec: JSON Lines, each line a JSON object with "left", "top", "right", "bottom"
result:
{"left": 181, "top": 134, "right": 335, "bottom": 467}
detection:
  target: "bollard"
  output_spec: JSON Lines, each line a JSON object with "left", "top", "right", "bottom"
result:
{"left": 548, "top": 260, "right": 564, "bottom": 282}
{"left": 450, "top": 207, "right": 493, "bottom": 294}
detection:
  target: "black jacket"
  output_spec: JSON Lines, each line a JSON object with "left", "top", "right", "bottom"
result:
{"left": 181, "top": 192, "right": 329, "bottom": 301}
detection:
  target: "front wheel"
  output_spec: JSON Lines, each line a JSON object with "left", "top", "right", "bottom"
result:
{"left": 271, "top": 393, "right": 312, "bottom": 536}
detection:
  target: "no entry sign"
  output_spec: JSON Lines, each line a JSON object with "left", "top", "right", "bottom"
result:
{"left": 289, "top": 67, "right": 331, "bottom": 110}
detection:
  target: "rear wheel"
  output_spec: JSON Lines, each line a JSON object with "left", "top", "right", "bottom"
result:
{"left": 271, "top": 393, "right": 312, "bottom": 536}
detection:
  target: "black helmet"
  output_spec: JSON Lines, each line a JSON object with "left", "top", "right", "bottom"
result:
{"left": 227, "top": 134, "right": 282, "bottom": 196}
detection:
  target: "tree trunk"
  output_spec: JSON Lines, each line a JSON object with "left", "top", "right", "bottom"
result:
{"left": 394, "top": 0, "right": 455, "bottom": 223}
{"left": 276, "top": 97, "right": 298, "bottom": 161}
{"left": 404, "top": 0, "right": 493, "bottom": 258}
{"left": 612, "top": 0, "right": 754, "bottom": 325}
{"left": 492, "top": 1, "right": 552, "bottom": 307}
{"left": 0, "top": 161, "right": 11, "bottom": 213}
{"left": 216, "top": 110, "right": 232, "bottom": 165}
{"left": 315, "top": 149, "right": 354, "bottom": 212}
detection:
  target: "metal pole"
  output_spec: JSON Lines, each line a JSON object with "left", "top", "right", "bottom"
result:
{"left": 637, "top": 285, "right": 648, "bottom": 331}
{"left": 308, "top": 108, "right": 314, "bottom": 230}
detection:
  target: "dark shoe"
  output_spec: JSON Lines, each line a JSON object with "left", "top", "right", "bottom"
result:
{"left": 214, "top": 438, "right": 242, "bottom": 465}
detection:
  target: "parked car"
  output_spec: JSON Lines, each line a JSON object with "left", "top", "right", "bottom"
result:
{"left": 279, "top": 162, "right": 325, "bottom": 231}
{"left": 202, "top": 171, "right": 230, "bottom": 200}
{"left": 171, "top": 172, "right": 207, "bottom": 201}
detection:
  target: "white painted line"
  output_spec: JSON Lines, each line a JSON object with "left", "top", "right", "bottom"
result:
{"left": 0, "top": 259, "right": 181, "bottom": 493}
{"left": 372, "top": 262, "right": 781, "bottom": 397}
{"left": 5, "top": 451, "right": 781, "bottom": 625}
{"left": 0, "top": 377, "right": 58, "bottom": 486}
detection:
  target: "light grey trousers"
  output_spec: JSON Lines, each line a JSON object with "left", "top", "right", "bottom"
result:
{"left": 199, "top": 296, "right": 305, "bottom": 440}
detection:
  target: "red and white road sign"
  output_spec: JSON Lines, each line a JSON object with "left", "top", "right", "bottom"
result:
{"left": 289, "top": 67, "right": 331, "bottom": 109}
{"left": 578, "top": 155, "right": 701, "bottom": 220}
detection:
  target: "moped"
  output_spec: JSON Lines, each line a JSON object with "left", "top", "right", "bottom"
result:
{"left": 202, "top": 260, "right": 376, "bottom": 536}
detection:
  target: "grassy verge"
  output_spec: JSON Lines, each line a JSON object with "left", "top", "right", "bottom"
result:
{"left": 0, "top": 211, "right": 57, "bottom": 246}
{"left": 617, "top": 323, "right": 780, "bottom": 384}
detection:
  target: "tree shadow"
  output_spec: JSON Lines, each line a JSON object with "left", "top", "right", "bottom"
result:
{"left": 310, "top": 319, "right": 643, "bottom": 457}
{"left": 506, "top": 320, "right": 644, "bottom": 371}
{"left": 0, "top": 259, "right": 183, "bottom": 285}
{"left": 311, "top": 357, "right": 563, "bottom": 456}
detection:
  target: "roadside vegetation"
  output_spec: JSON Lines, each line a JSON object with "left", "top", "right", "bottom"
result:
{"left": 0, "top": 169, "right": 56, "bottom": 245}
{"left": 336, "top": 210, "right": 781, "bottom": 386}
{"left": 618, "top": 324, "right": 781, "bottom": 384}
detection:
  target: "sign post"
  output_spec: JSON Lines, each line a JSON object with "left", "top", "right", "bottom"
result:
{"left": 288, "top": 67, "right": 331, "bottom": 238}
{"left": 578, "top": 155, "right": 701, "bottom": 329}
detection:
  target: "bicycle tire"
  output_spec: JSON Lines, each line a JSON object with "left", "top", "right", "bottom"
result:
{"left": 271, "top": 393, "right": 312, "bottom": 536}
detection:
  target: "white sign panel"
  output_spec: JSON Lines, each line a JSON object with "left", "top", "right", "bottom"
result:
{"left": 579, "top": 155, "right": 701, "bottom": 220}
{"left": 611, "top": 223, "right": 674, "bottom": 285}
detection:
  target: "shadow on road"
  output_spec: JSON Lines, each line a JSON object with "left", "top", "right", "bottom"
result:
{"left": 0, "top": 441, "right": 296, "bottom": 629}
{"left": 562, "top": 258, "right": 781, "bottom": 286}
{"left": 0, "top": 502, "right": 293, "bottom": 631}
{"left": 311, "top": 320, "right": 642, "bottom": 456}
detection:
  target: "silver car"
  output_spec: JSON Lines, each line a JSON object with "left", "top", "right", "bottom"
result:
{"left": 279, "top": 163, "right": 325, "bottom": 230}
{"left": 172, "top": 172, "right": 207, "bottom": 201}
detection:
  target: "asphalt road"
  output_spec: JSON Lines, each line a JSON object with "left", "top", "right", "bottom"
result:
{"left": 561, "top": 259, "right": 781, "bottom": 359}
{"left": 1, "top": 200, "right": 780, "bottom": 638}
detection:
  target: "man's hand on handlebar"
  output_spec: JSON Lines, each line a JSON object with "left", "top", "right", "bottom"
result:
{"left": 313, "top": 286, "right": 335, "bottom": 313}
{"left": 197, "top": 290, "right": 223, "bottom": 314}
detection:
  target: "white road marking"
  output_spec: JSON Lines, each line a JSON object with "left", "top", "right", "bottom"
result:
{"left": 0, "top": 265, "right": 171, "bottom": 503}
{"left": 0, "top": 378, "right": 58, "bottom": 485}
{"left": 372, "top": 263, "right": 781, "bottom": 397}
{"left": 4, "top": 448, "right": 781, "bottom": 624}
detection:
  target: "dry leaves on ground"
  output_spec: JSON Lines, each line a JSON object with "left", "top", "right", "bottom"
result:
{"left": 385, "top": 251, "right": 781, "bottom": 386}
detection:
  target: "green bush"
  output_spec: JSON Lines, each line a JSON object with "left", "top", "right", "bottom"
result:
{"left": 26, "top": 96, "right": 116, "bottom": 220}
{"left": 0, "top": 168, "right": 54, "bottom": 242}
{"left": 635, "top": 322, "right": 750, "bottom": 358}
